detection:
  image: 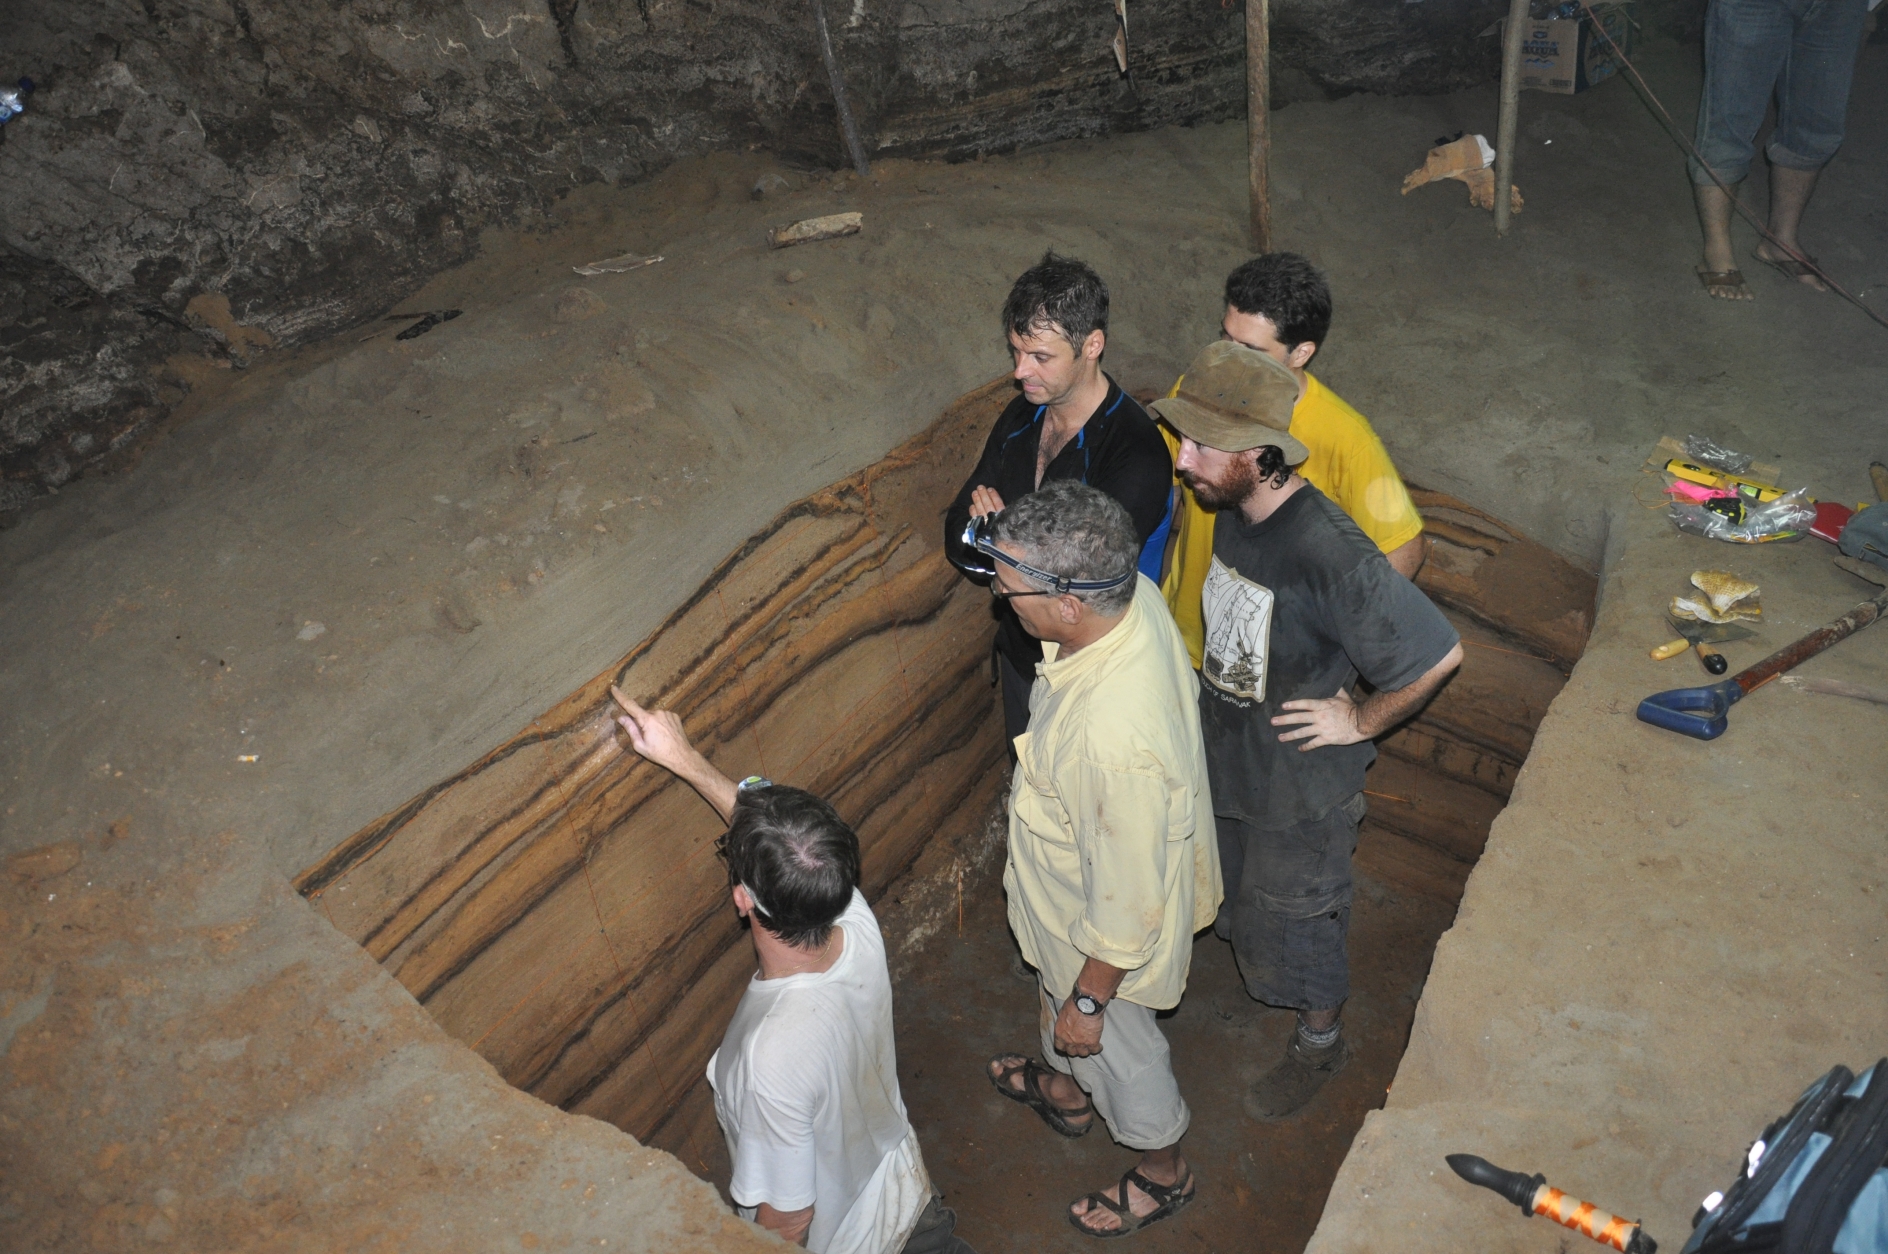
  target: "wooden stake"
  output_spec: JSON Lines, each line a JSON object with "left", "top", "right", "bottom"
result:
{"left": 812, "top": 0, "right": 871, "bottom": 177}
{"left": 1494, "top": 0, "right": 1529, "bottom": 235}
{"left": 1246, "top": 0, "right": 1272, "bottom": 252}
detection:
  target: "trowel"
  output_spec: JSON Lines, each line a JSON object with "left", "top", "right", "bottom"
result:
{"left": 1649, "top": 615, "right": 1755, "bottom": 675}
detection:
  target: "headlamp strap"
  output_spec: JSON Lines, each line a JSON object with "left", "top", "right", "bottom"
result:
{"left": 969, "top": 529, "right": 1132, "bottom": 593}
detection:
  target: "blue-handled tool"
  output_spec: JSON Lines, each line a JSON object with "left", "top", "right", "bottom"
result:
{"left": 1638, "top": 582, "right": 1888, "bottom": 739}
{"left": 1636, "top": 679, "right": 1742, "bottom": 739}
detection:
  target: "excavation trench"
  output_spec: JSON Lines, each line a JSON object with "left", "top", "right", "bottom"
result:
{"left": 296, "top": 380, "right": 1595, "bottom": 1250}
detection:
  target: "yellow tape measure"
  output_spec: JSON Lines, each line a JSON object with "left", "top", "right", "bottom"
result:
{"left": 1663, "top": 459, "right": 1786, "bottom": 503}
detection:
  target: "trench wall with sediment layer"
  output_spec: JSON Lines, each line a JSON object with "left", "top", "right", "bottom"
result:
{"left": 295, "top": 370, "right": 1601, "bottom": 1166}
{"left": 1363, "top": 489, "right": 1595, "bottom": 902}
{"left": 296, "top": 376, "right": 1014, "bottom": 1150}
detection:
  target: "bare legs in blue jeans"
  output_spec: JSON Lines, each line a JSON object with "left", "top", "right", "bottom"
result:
{"left": 1697, "top": 169, "right": 1826, "bottom": 298}
{"left": 1690, "top": 0, "right": 1868, "bottom": 298}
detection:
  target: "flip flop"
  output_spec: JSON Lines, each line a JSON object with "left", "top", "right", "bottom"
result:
{"left": 987, "top": 1053, "right": 1093, "bottom": 1138}
{"left": 1753, "top": 249, "right": 1821, "bottom": 282}
{"left": 1696, "top": 267, "right": 1750, "bottom": 300}
{"left": 1067, "top": 1166, "right": 1197, "bottom": 1239}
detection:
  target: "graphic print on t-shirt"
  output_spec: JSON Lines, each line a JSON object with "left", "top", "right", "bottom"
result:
{"left": 1201, "top": 555, "right": 1274, "bottom": 701}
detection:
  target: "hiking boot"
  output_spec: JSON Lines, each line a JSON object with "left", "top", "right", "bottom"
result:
{"left": 1244, "top": 1031, "right": 1349, "bottom": 1120}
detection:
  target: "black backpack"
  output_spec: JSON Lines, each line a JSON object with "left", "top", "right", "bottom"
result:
{"left": 1682, "top": 1060, "right": 1888, "bottom": 1254}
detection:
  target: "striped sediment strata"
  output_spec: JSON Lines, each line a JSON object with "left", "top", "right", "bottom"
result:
{"left": 296, "top": 376, "right": 1015, "bottom": 1154}
{"left": 295, "top": 376, "right": 1595, "bottom": 1167}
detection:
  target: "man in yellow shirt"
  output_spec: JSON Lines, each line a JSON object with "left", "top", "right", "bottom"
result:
{"left": 1160, "top": 254, "right": 1425, "bottom": 667}
{"left": 971, "top": 481, "right": 1219, "bottom": 1239}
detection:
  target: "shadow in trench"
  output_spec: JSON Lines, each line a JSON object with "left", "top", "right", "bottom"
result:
{"left": 293, "top": 351, "right": 1593, "bottom": 1243}
{"left": 686, "top": 488, "right": 1595, "bottom": 1251}
{"left": 894, "top": 490, "right": 1592, "bottom": 1250}
{"left": 889, "top": 831, "right": 1455, "bottom": 1254}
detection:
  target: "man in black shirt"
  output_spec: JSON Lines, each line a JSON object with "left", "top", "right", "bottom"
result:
{"left": 944, "top": 252, "right": 1174, "bottom": 749}
{"left": 1149, "top": 341, "right": 1463, "bottom": 1120}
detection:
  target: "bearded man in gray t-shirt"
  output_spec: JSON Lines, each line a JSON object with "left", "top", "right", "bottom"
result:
{"left": 1150, "top": 342, "right": 1463, "bottom": 1121}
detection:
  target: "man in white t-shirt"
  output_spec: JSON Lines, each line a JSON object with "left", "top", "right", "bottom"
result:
{"left": 612, "top": 687, "right": 976, "bottom": 1254}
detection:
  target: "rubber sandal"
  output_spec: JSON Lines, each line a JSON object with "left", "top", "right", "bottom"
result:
{"left": 987, "top": 1053, "right": 1093, "bottom": 1138}
{"left": 1067, "top": 1166, "right": 1197, "bottom": 1239}
{"left": 1752, "top": 250, "right": 1821, "bottom": 282}
{"left": 1696, "top": 267, "right": 1750, "bottom": 300}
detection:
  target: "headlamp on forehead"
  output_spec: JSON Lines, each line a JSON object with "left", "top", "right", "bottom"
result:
{"left": 958, "top": 511, "right": 1134, "bottom": 595}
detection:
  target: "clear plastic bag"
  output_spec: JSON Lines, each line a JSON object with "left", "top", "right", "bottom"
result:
{"left": 1683, "top": 433, "right": 1755, "bottom": 476}
{"left": 1669, "top": 486, "right": 1815, "bottom": 543}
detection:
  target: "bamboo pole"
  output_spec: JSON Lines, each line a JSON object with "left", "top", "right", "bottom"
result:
{"left": 1493, "top": 0, "right": 1529, "bottom": 234}
{"left": 812, "top": 0, "right": 871, "bottom": 177}
{"left": 1246, "top": 0, "right": 1271, "bottom": 252}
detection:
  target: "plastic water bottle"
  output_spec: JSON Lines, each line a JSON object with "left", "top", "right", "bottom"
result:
{"left": 0, "top": 78, "right": 36, "bottom": 126}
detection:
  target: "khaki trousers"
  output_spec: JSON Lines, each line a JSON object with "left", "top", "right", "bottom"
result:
{"left": 1037, "top": 983, "right": 1190, "bottom": 1151}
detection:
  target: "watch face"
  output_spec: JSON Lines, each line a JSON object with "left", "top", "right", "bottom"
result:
{"left": 1076, "top": 994, "right": 1100, "bottom": 1014}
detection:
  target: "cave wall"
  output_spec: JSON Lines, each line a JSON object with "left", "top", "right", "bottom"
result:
{"left": 1, "top": 0, "right": 1511, "bottom": 516}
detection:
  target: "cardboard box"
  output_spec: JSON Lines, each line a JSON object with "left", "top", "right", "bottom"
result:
{"left": 1518, "top": 4, "right": 1633, "bottom": 94}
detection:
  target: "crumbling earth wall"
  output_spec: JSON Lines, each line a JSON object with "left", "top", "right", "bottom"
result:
{"left": 0, "top": 0, "right": 1511, "bottom": 516}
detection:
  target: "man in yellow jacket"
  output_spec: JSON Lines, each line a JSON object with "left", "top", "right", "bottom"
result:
{"left": 1160, "top": 254, "right": 1425, "bottom": 667}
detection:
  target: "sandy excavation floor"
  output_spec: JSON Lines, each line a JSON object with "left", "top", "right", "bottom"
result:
{"left": 4, "top": 35, "right": 1886, "bottom": 1253}
{"left": 881, "top": 831, "right": 1460, "bottom": 1254}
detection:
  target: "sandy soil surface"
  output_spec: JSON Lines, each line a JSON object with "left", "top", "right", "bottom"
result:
{"left": 5, "top": 42, "right": 1883, "bottom": 881}
{"left": 1309, "top": 499, "right": 1888, "bottom": 1254}
{"left": 4, "top": 36, "right": 1884, "bottom": 1252}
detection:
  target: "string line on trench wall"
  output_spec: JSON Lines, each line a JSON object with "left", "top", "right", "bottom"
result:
{"left": 583, "top": 603, "right": 966, "bottom": 945}
{"left": 863, "top": 496, "right": 918, "bottom": 708}
{"left": 583, "top": 612, "right": 969, "bottom": 947}
{"left": 467, "top": 720, "right": 613, "bottom": 1055}
{"left": 785, "top": 611, "right": 959, "bottom": 781}
{"left": 1461, "top": 637, "right": 1560, "bottom": 664}
{"left": 552, "top": 720, "right": 675, "bottom": 1107}
{"left": 460, "top": 543, "right": 959, "bottom": 1086}
{"left": 1575, "top": 0, "right": 1888, "bottom": 331}
{"left": 468, "top": 718, "right": 660, "bottom": 1098}
{"left": 712, "top": 584, "right": 773, "bottom": 780}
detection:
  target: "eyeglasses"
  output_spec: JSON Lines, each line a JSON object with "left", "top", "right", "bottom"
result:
{"left": 990, "top": 582, "right": 1054, "bottom": 602}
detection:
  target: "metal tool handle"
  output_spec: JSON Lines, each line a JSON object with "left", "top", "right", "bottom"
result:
{"left": 1639, "top": 589, "right": 1888, "bottom": 739}
{"left": 1730, "top": 590, "right": 1888, "bottom": 700}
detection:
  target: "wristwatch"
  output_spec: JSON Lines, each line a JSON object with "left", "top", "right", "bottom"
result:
{"left": 1073, "top": 990, "right": 1108, "bottom": 1017}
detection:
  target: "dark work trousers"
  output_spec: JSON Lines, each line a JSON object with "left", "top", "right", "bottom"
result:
{"left": 1215, "top": 793, "right": 1366, "bottom": 1012}
{"left": 998, "top": 648, "right": 1035, "bottom": 761}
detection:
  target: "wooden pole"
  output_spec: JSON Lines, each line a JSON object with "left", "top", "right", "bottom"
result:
{"left": 1246, "top": 0, "right": 1271, "bottom": 252}
{"left": 812, "top": 0, "right": 871, "bottom": 177}
{"left": 1493, "top": 0, "right": 1529, "bottom": 234}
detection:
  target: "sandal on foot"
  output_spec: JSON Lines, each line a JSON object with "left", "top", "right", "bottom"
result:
{"left": 987, "top": 1053, "right": 1093, "bottom": 1138}
{"left": 1753, "top": 249, "right": 1821, "bottom": 283}
{"left": 1696, "top": 267, "right": 1750, "bottom": 299}
{"left": 1067, "top": 1166, "right": 1197, "bottom": 1239}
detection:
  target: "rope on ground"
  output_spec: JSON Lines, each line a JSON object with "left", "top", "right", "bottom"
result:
{"left": 1574, "top": 0, "right": 1888, "bottom": 333}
